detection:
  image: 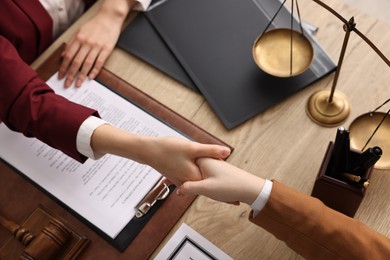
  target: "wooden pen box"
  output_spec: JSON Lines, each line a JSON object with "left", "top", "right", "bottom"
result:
{"left": 311, "top": 142, "right": 373, "bottom": 217}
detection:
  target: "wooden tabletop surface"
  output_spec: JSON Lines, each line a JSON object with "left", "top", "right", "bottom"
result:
{"left": 29, "top": 0, "right": 390, "bottom": 258}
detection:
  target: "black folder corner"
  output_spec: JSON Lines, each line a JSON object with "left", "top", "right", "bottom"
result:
{"left": 117, "top": 13, "right": 198, "bottom": 92}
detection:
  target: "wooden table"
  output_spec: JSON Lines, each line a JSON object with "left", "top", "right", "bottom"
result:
{"left": 5, "top": 0, "right": 390, "bottom": 258}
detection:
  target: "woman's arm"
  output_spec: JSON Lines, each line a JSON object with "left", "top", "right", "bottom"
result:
{"left": 0, "top": 35, "right": 97, "bottom": 162}
{"left": 90, "top": 124, "right": 231, "bottom": 185}
{"left": 1, "top": 36, "right": 231, "bottom": 183}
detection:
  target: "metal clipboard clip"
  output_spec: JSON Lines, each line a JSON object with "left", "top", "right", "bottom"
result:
{"left": 135, "top": 177, "right": 171, "bottom": 218}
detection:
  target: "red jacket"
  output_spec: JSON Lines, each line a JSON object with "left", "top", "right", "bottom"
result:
{"left": 0, "top": 1, "right": 52, "bottom": 64}
{"left": 0, "top": 36, "right": 98, "bottom": 162}
{"left": 0, "top": 1, "right": 99, "bottom": 162}
{"left": 0, "top": 0, "right": 96, "bottom": 64}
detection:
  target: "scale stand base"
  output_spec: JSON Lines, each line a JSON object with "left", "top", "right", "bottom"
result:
{"left": 306, "top": 89, "right": 351, "bottom": 127}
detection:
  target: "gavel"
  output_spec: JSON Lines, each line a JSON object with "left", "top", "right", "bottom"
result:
{"left": 0, "top": 212, "right": 71, "bottom": 259}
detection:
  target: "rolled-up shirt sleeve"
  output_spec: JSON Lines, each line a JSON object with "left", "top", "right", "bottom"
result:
{"left": 76, "top": 116, "right": 110, "bottom": 160}
{"left": 251, "top": 179, "right": 273, "bottom": 217}
{"left": 0, "top": 35, "right": 98, "bottom": 163}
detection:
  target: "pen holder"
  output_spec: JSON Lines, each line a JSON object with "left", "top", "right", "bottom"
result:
{"left": 311, "top": 142, "right": 373, "bottom": 217}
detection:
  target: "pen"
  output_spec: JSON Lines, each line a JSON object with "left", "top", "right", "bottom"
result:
{"left": 342, "top": 172, "right": 361, "bottom": 182}
{"left": 342, "top": 173, "right": 370, "bottom": 189}
{"left": 353, "top": 146, "right": 382, "bottom": 176}
{"left": 362, "top": 180, "right": 370, "bottom": 189}
{"left": 343, "top": 129, "right": 350, "bottom": 171}
{"left": 328, "top": 127, "right": 349, "bottom": 178}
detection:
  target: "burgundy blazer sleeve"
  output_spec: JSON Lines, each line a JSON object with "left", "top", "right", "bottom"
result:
{"left": 0, "top": 1, "right": 96, "bottom": 64}
{"left": 0, "top": 36, "right": 98, "bottom": 162}
{"left": 249, "top": 180, "right": 390, "bottom": 259}
{"left": 0, "top": 1, "right": 53, "bottom": 64}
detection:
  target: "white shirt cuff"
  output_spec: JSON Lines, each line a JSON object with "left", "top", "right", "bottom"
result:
{"left": 251, "top": 179, "right": 273, "bottom": 217}
{"left": 134, "top": 0, "right": 152, "bottom": 11}
{"left": 76, "top": 116, "right": 109, "bottom": 160}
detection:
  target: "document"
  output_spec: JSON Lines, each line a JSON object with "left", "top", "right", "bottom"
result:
{"left": 0, "top": 74, "right": 188, "bottom": 238}
{"left": 154, "top": 223, "right": 233, "bottom": 260}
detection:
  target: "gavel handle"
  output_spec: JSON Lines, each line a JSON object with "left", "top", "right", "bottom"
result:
{"left": 0, "top": 212, "right": 34, "bottom": 245}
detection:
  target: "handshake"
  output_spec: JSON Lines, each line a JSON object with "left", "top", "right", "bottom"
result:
{"left": 138, "top": 136, "right": 264, "bottom": 206}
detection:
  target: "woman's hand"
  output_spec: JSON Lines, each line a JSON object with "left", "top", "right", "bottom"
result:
{"left": 58, "top": 0, "right": 133, "bottom": 88}
{"left": 90, "top": 124, "right": 231, "bottom": 187}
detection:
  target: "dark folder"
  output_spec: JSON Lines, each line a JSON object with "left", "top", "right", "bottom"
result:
{"left": 118, "top": 0, "right": 336, "bottom": 129}
{"left": 118, "top": 12, "right": 198, "bottom": 92}
{"left": 0, "top": 44, "right": 233, "bottom": 259}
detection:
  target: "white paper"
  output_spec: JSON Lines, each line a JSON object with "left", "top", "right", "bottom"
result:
{"left": 154, "top": 223, "right": 233, "bottom": 260}
{"left": 0, "top": 74, "right": 187, "bottom": 238}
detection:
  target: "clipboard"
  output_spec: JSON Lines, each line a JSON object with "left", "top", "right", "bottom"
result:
{"left": 0, "top": 44, "right": 233, "bottom": 259}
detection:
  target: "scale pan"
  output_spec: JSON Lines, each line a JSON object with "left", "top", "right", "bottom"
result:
{"left": 349, "top": 112, "right": 390, "bottom": 169}
{"left": 253, "top": 28, "right": 314, "bottom": 77}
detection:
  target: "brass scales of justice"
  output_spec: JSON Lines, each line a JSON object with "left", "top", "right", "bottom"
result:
{"left": 251, "top": 0, "right": 390, "bottom": 169}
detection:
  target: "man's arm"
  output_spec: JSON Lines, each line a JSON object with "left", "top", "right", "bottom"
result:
{"left": 178, "top": 158, "right": 390, "bottom": 259}
{"left": 253, "top": 180, "right": 390, "bottom": 259}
